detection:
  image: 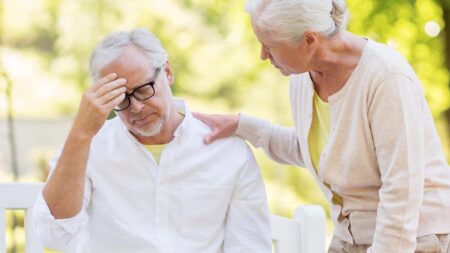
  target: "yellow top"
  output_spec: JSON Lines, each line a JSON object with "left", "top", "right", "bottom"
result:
{"left": 308, "top": 91, "right": 330, "bottom": 171}
{"left": 145, "top": 144, "right": 165, "bottom": 164}
{"left": 308, "top": 91, "right": 342, "bottom": 205}
{"left": 144, "top": 111, "right": 186, "bottom": 165}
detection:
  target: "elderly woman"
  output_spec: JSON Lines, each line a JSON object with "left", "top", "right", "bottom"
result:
{"left": 195, "top": 0, "right": 450, "bottom": 252}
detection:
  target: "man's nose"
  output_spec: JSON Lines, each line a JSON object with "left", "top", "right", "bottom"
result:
{"left": 129, "top": 97, "right": 145, "bottom": 113}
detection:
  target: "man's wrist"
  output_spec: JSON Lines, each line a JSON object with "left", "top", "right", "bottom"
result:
{"left": 68, "top": 127, "right": 95, "bottom": 144}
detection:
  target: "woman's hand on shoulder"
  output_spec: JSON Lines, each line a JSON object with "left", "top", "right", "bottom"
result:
{"left": 193, "top": 112, "right": 240, "bottom": 144}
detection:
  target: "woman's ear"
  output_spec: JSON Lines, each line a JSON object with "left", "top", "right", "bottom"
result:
{"left": 164, "top": 61, "right": 174, "bottom": 86}
{"left": 304, "top": 31, "right": 319, "bottom": 51}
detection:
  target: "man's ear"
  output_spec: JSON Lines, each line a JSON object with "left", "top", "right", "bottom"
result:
{"left": 164, "top": 61, "right": 174, "bottom": 86}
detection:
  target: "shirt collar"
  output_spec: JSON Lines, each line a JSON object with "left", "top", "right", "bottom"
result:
{"left": 171, "top": 98, "right": 193, "bottom": 144}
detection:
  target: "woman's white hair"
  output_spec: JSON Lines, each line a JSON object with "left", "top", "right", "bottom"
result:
{"left": 89, "top": 28, "right": 168, "bottom": 82}
{"left": 245, "top": 0, "right": 349, "bottom": 43}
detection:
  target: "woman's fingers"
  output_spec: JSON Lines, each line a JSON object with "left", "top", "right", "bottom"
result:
{"left": 204, "top": 129, "right": 221, "bottom": 144}
{"left": 192, "top": 112, "right": 240, "bottom": 144}
{"left": 193, "top": 112, "right": 213, "bottom": 125}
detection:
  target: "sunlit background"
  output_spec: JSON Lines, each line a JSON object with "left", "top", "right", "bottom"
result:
{"left": 1, "top": 0, "right": 449, "bottom": 252}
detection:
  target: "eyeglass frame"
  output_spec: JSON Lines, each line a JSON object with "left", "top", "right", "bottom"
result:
{"left": 114, "top": 67, "right": 162, "bottom": 112}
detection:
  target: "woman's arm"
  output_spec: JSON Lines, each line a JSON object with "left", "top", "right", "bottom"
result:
{"left": 194, "top": 112, "right": 305, "bottom": 167}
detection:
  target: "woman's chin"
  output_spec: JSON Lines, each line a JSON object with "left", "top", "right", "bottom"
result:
{"left": 277, "top": 67, "right": 291, "bottom": 76}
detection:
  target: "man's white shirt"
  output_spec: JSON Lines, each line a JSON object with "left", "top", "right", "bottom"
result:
{"left": 33, "top": 99, "right": 271, "bottom": 253}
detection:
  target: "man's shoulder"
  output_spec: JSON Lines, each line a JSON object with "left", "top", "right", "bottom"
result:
{"left": 190, "top": 118, "right": 260, "bottom": 180}
{"left": 191, "top": 117, "right": 252, "bottom": 155}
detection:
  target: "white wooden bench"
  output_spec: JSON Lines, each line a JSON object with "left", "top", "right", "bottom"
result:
{"left": 0, "top": 183, "right": 326, "bottom": 253}
{"left": 272, "top": 205, "right": 326, "bottom": 253}
{"left": 0, "top": 183, "right": 44, "bottom": 253}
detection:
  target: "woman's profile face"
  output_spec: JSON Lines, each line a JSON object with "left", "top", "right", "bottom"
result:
{"left": 251, "top": 21, "right": 313, "bottom": 75}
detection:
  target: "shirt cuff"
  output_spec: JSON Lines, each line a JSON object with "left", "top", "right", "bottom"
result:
{"left": 33, "top": 192, "right": 88, "bottom": 234}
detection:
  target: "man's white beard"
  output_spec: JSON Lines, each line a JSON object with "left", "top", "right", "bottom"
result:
{"left": 131, "top": 117, "right": 164, "bottom": 137}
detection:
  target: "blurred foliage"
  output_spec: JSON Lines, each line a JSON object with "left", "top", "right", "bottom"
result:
{"left": 1, "top": 0, "right": 450, "bottom": 250}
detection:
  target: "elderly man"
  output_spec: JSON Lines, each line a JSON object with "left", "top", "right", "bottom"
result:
{"left": 32, "top": 28, "right": 271, "bottom": 253}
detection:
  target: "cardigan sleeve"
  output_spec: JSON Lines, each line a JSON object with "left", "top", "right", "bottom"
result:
{"left": 235, "top": 113, "right": 305, "bottom": 167}
{"left": 367, "top": 73, "right": 425, "bottom": 253}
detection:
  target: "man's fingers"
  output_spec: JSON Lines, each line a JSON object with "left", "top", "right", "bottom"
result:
{"left": 91, "top": 73, "right": 118, "bottom": 90}
{"left": 95, "top": 78, "right": 127, "bottom": 98}
{"left": 103, "top": 93, "right": 126, "bottom": 110}
{"left": 98, "top": 86, "right": 126, "bottom": 105}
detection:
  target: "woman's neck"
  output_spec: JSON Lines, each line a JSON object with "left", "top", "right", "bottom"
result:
{"left": 309, "top": 31, "right": 367, "bottom": 102}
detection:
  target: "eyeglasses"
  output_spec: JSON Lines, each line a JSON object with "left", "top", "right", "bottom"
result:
{"left": 114, "top": 67, "right": 161, "bottom": 112}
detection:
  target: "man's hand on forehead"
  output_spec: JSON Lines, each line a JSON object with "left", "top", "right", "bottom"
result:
{"left": 71, "top": 73, "right": 127, "bottom": 139}
{"left": 94, "top": 73, "right": 127, "bottom": 105}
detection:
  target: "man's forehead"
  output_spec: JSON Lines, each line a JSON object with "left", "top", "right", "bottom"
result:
{"left": 99, "top": 45, "right": 150, "bottom": 70}
{"left": 99, "top": 62, "right": 156, "bottom": 89}
{"left": 99, "top": 54, "right": 154, "bottom": 75}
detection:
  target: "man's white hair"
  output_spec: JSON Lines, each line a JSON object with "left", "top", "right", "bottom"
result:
{"left": 245, "top": 0, "right": 349, "bottom": 43}
{"left": 89, "top": 28, "right": 168, "bottom": 82}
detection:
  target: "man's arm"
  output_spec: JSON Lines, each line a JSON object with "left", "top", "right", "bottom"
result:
{"left": 367, "top": 74, "right": 425, "bottom": 253}
{"left": 43, "top": 72, "right": 126, "bottom": 218}
{"left": 33, "top": 168, "right": 92, "bottom": 250}
{"left": 223, "top": 143, "right": 272, "bottom": 253}
{"left": 32, "top": 73, "right": 126, "bottom": 249}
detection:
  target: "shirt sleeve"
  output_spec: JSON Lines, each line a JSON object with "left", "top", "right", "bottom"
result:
{"left": 367, "top": 74, "right": 426, "bottom": 253}
{"left": 223, "top": 143, "right": 272, "bottom": 253}
{"left": 32, "top": 151, "right": 92, "bottom": 250}
{"left": 235, "top": 113, "right": 305, "bottom": 167}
